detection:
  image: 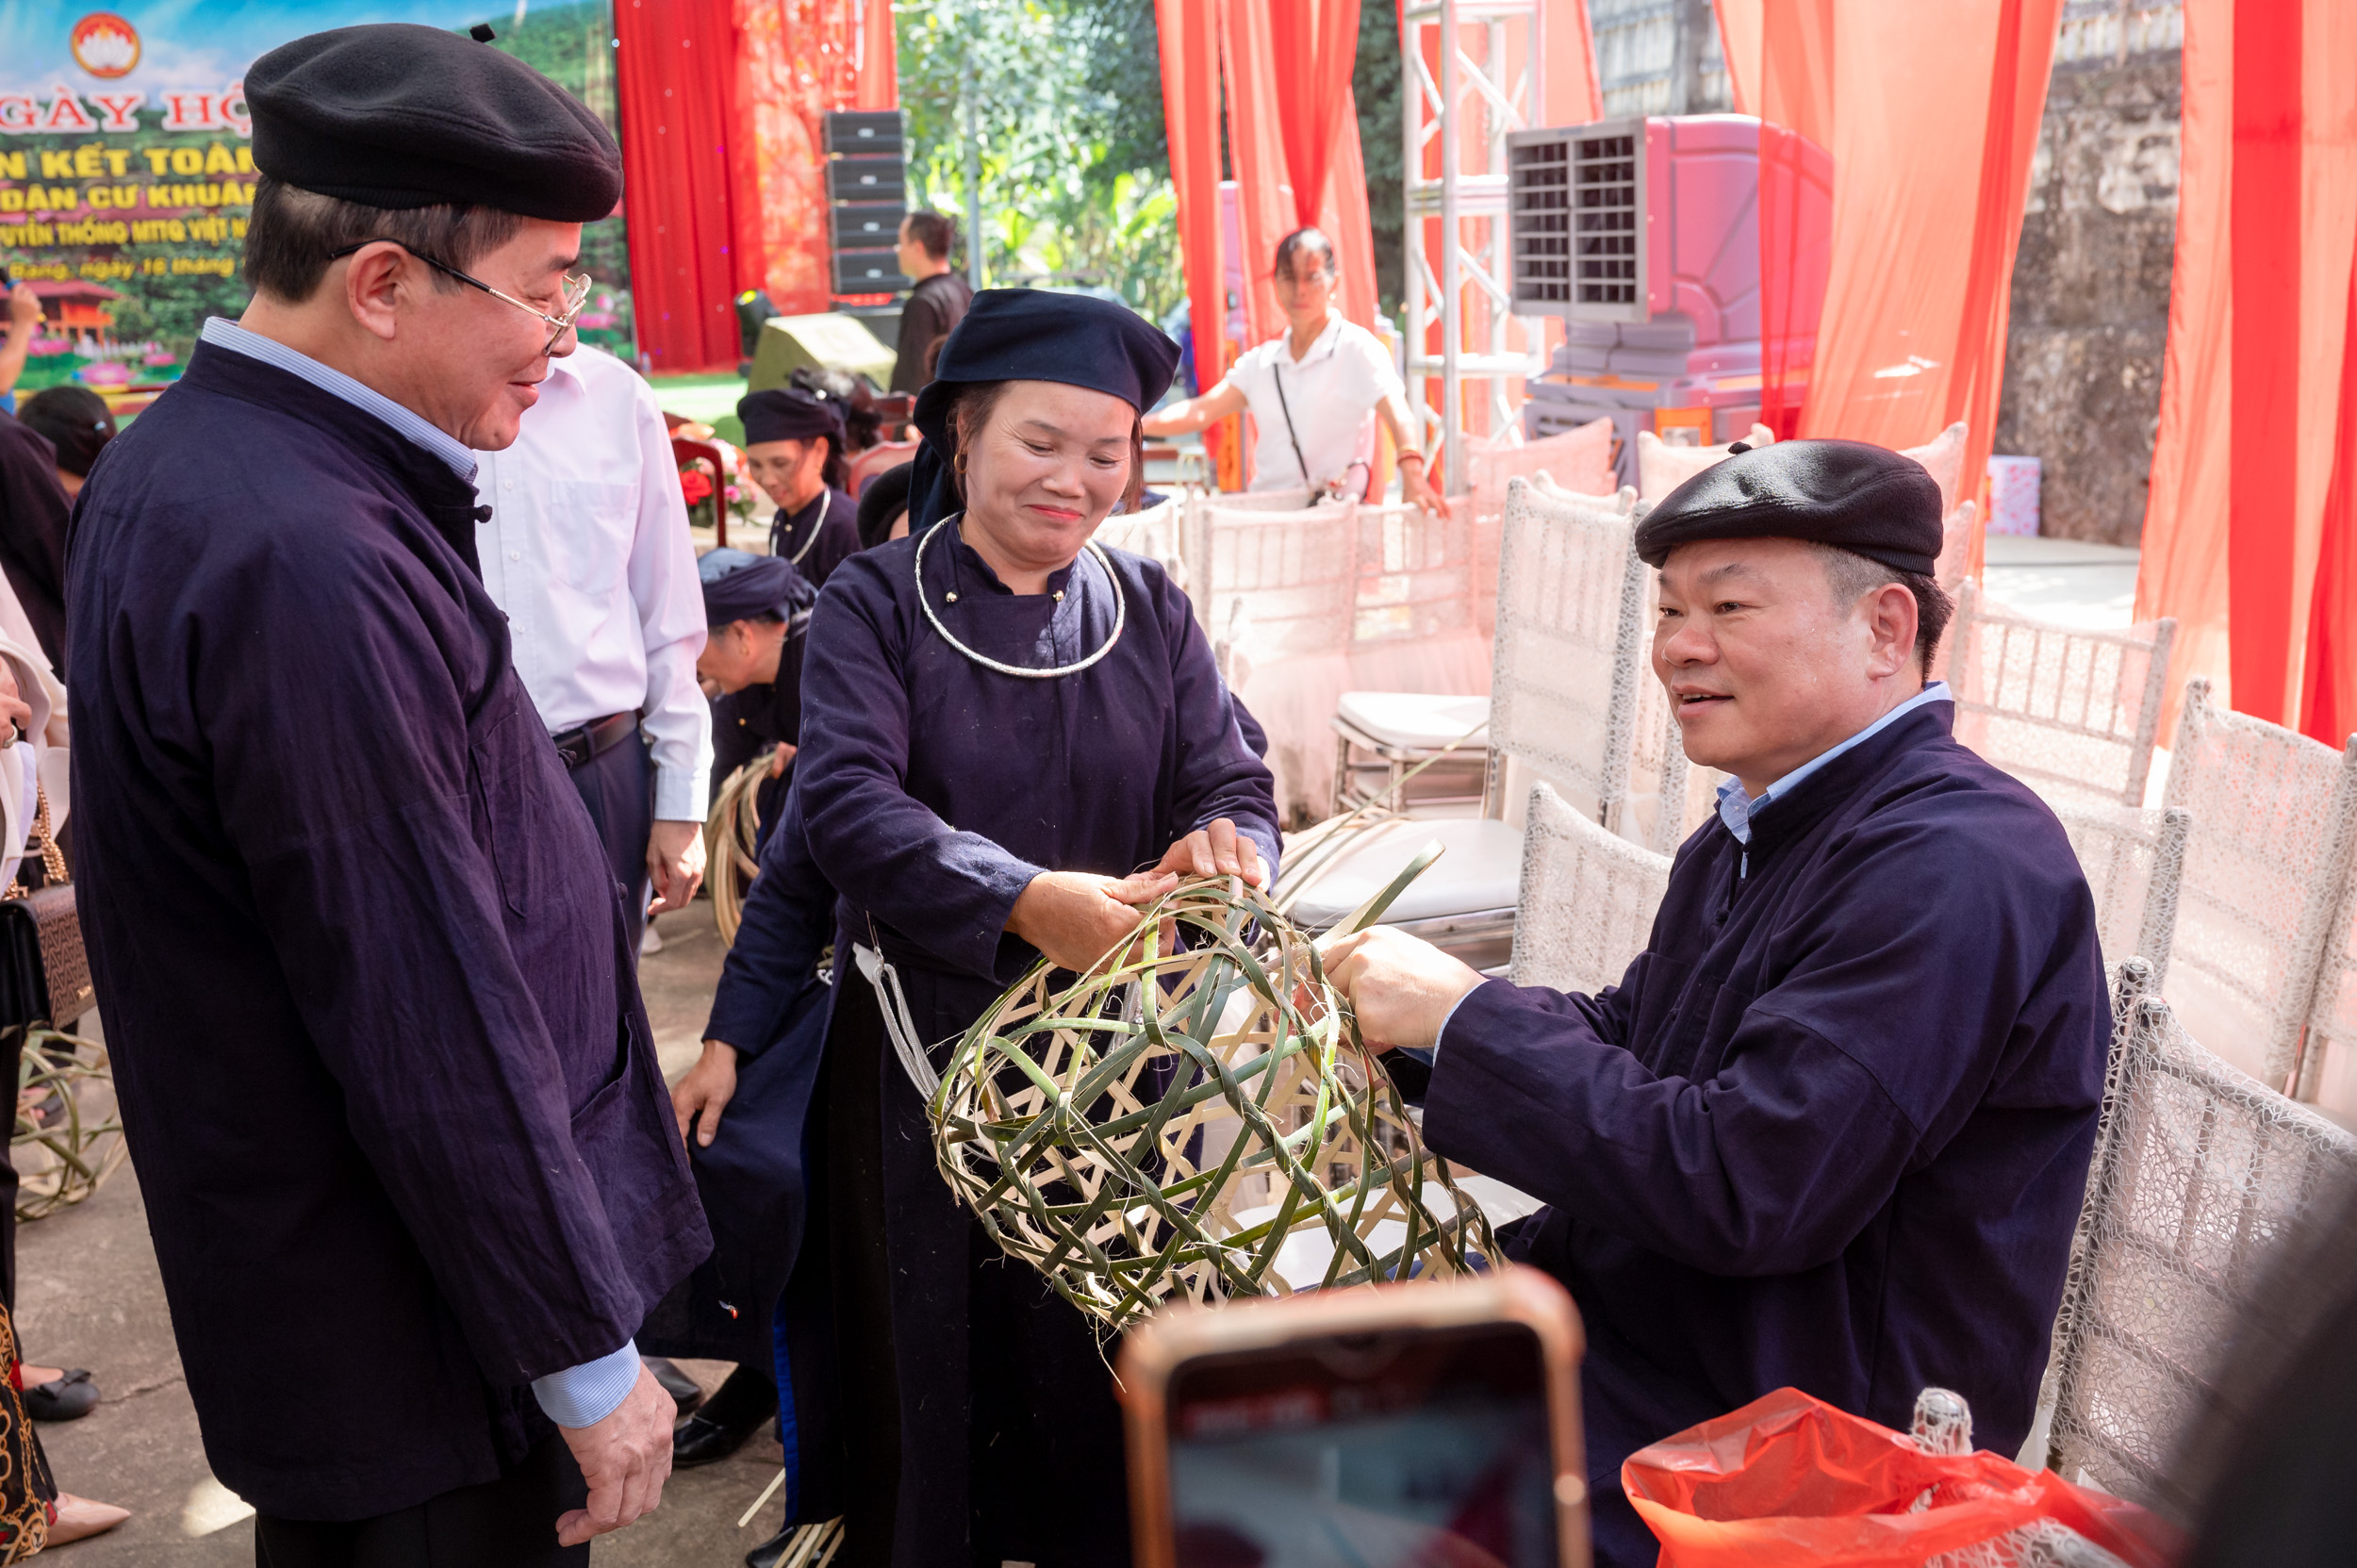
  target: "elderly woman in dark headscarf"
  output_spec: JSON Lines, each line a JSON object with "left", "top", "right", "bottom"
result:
{"left": 697, "top": 548, "right": 815, "bottom": 840}
{"left": 786, "top": 289, "right": 1278, "bottom": 1566}
{"left": 737, "top": 387, "right": 861, "bottom": 587}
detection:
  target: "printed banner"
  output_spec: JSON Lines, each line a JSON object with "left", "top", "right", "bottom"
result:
{"left": 0, "top": 2, "right": 633, "bottom": 401}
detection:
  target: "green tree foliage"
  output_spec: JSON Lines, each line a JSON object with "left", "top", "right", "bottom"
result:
{"left": 898, "top": 0, "right": 1184, "bottom": 318}
{"left": 1355, "top": 1, "right": 1406, "bottom": 322}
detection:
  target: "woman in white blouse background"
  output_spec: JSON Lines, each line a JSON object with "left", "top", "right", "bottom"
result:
{"left": 1145, "top": 227, "right": 1449, "bottom": 517}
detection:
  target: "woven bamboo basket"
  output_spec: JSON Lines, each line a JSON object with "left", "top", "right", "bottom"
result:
{"left": 929, "top": 870, "right": 1498, "bottom": 1331}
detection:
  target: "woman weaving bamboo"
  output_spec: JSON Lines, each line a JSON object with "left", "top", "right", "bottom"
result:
{"left": 792, "top": 289, "right": 1280, "bottom": 1566}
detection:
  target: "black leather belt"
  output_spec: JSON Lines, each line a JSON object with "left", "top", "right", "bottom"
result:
{"left": 551, "top": 711, "right": 637, "bottom": 770}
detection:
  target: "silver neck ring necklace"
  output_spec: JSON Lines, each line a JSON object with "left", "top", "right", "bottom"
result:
{"left": 913, "top": 517, "right": 1126, "bottom": 680}
{"left": 782, "top": 488, "right": 830, "bottom": 566}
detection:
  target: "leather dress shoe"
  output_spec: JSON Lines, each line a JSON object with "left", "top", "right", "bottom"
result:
{"left": 23, "top": 1369, "right": 98, "bottom": 1422}
{"left": 671, "top": 1364, "right": 777, "bottom": 1468}
{"left": 641, "top": 1356, "right": 704, "bottom": 1417}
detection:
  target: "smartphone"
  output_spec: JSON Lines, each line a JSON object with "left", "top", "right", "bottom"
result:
{"left": 1119, "top": 1268, "right": 1591, "bottom": 1568}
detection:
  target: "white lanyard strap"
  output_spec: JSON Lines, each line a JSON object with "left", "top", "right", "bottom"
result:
{"left": 853, "top": 941, "right": 941, "bottom": 1099}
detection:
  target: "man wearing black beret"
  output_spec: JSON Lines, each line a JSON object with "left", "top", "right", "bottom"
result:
{"left": 1327, "top": 439, "right": 2107, "bottom": 1567}
{"left": 64, "top": 24, "right": 705, "bottom": 1562}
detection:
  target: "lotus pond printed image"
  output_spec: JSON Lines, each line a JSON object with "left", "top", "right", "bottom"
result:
{"left": 0, "top": 0, "right": 634, "bottom": 402}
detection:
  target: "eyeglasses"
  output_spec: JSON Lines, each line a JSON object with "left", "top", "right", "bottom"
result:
{"left": 327, "top": 239, "right": 593, "bottom": 356}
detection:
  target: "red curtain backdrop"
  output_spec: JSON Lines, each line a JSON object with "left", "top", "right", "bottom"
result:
{"left": 1754, "top": 0, "right": 1835, "bottom": 440}
{"left": 2136, "top": 0, "right": 2357, "bottom": 742}
{"left": 616, "top": 0, "right": 741, "bottom": 372}
{"left": 1220, "top": 0, "right": 1294, "bottom": 351}
{"left": 1269, "top": 0, "right": 1361, "bottom": 232}
{"left": 1716, "top": 0, "right": 1762, "bottom": 115}
{"left": 1541, "top": 0, "right": 1601, "bottom": 126}
{"left": 1158, "top": 0, "right": 1228, "bottom": 391}
{"left": 1777, "top": 0, "right": 2057, "bottom": 590}
{"left": 618, "top": 0, "right": 898, "bottom": 371}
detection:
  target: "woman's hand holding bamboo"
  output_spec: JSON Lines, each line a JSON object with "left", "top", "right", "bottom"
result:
{"left": 1007, "top": 868, "right": 1178, "bottom": 971}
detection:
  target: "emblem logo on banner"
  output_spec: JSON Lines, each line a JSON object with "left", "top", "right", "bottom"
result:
{"left": 70, "top": 14, "right": 141, "bottom": 80}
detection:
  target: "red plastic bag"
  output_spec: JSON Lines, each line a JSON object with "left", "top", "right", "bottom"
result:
{"left": 1621, "top": 1388, "right": 2181, "bottom": 1567}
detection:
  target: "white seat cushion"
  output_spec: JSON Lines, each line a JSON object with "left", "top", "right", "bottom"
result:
{"left": 1333, "top": 691, "right": 1493, "bottom": 751}
{"left": 1285, "top": 817, "right": 1523, "bottom": 930}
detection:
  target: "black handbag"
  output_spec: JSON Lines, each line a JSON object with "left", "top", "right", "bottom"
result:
{"left": 0, "top": 788, "right": 90, "bottom": 1033}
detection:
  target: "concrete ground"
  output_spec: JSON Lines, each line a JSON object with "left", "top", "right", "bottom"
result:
{"left": 18, "top": 902, "right": 785, "bottom": 1566}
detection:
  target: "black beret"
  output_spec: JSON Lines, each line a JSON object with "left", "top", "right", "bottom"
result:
{"left": 856, "top": 461, "right": 915, "bottom": 550}
{"left": 1633, "top": 438, "right": 1946, "bottom": 575}
{"left": 16, "top": 386, "right": 114, "bottom": 478}
{"left": 699, "top": 549, "right": 813, "bottom": 625}
{"left": 246, "top": 25, "right": 621, "bottom": 221}
{"left": 907, "top": 289, "right": 1178, "bottom": 529}
{"left": 739, "top": 388, "right": 846, "bottom": 449}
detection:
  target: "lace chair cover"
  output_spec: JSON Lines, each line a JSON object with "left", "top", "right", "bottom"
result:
{"left": 2158, "top": 677, "right": 2357, "bottom": 1092}
{"left": 2050, "top": 801, "right": 2190, "bottom": 981}
{"left": 1490, "top": 479, "right": 1649, "bottom": 833}
{"left": 2043, "top": 963, "right": 2357, "bottom": 1519}
{"left": 1947, "top": 582, "right": 2177, "bottom": 808}
{"left": 2304, "top": 856, "right": 2357, "bottom": 1114}
{"left": 1187, "top": 499, "right": 1362, "bottom": 821}
{"left": 1509, "top": 782, "right": 1673, "bottom": 995}
{"left": 1352, "top": 500, "right": 1478, "bottom": 647}
{"left": 1094, "top": 496, "right": 1184, "bottom": 586}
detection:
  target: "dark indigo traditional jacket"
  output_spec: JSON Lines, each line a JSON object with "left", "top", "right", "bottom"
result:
{"left": 65, "top": 342, "right": 709, "bottom": 1521}
{"left": 1425, "top": 702, "right": 2106, "bottom": 1568}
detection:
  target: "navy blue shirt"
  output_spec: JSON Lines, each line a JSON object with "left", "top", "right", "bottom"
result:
{"left": 1424, "top": 703, "right": 2105, "bottom": 1567}
{"left": 65, "top": 341, "right": 708, "bottom": 1520}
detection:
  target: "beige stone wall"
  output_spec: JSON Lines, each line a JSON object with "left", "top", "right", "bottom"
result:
{"left": 1993, "top": 49, "right": 2183, "bottom": 545}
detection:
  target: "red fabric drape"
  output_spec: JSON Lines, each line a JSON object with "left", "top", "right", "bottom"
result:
{"left": 619, "top": 0, "right": 897, "bottom": 371}
{"left": 617, "top": 0, "right": 741, "bottom": 372}
{"left": 2304, "top": 260, "right": 2357, "bottom": 745}
{"left": 1786, "top": 0, "right": 2058, "bottom": 588}
{"left": 1318, "top": 91, "right": 1382, "bottom": 331}
{"left": 1219, "top": 0, "right": 1294, "bottom": 352}
{"left": 1755, "top": 0, "right": 1835, "bottom": 441}
{"left": 1541, "top": 0, "right": 1601, "bottom": 125}
{"left": 1716, "top": 0, "right": 1763, "bottom": 116}
{"left": 855, "top": 0, "right": 898, "bottom": 111}
{"left": 2137, "top": 0, "right": 2357, "bottom": 740}
{"left": 1268, "top": 0, "right": 1360, "bottom": 230}
{"left": 1158, "top": 0, "right": 1228, "bottom": 391}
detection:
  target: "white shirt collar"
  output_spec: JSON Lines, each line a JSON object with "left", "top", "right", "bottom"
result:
{"left": 199, "top": 317, "right": 479, "bottom": 482}
{"left": 1279, "top": 308, "right": 1347, "bottom": 367}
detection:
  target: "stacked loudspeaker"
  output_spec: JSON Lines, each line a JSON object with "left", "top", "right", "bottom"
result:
{"left": 825, "top": 110, "right": 910, "bottom": 296}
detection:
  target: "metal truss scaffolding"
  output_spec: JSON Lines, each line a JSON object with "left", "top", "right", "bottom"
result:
{"left": 1403, "top": 0, "right": 1541, "bottom": 495}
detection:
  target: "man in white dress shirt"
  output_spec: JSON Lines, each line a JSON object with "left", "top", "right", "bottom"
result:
{"left": 476, "top": 340, "right": 712, "bottom": 949}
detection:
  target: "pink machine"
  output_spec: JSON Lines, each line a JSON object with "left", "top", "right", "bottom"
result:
{"left": 1508, "top": 114, "right": 1830, "bottom": 486}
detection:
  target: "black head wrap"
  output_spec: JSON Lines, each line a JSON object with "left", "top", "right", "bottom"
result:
{"left": 856, "top": 462, "right": 916, "bottom": 550}
{"left": 699, "top": 548, "right": 813, "bottom": 625}
{"left": 245, "top": 25, "right": 621, "bottom": 220}
{"left": 16, "top": 386, "right": 115, "bottom": 478}
{"left": 1632, "top": 438, "right": 1946, "bottom": 576}
{"left": 908, "top": 289, "right": 1180, "bottom": 531}
{"left": 738, "top": 388, "right": 847, "bottom": 449}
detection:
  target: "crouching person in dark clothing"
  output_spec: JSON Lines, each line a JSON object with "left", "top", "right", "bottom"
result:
{"left": 1325, "top": 439, "right": 2108, "bottom": 1568}
{"left": 63, "top": 24, "right": 708, "bottom": 1564}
